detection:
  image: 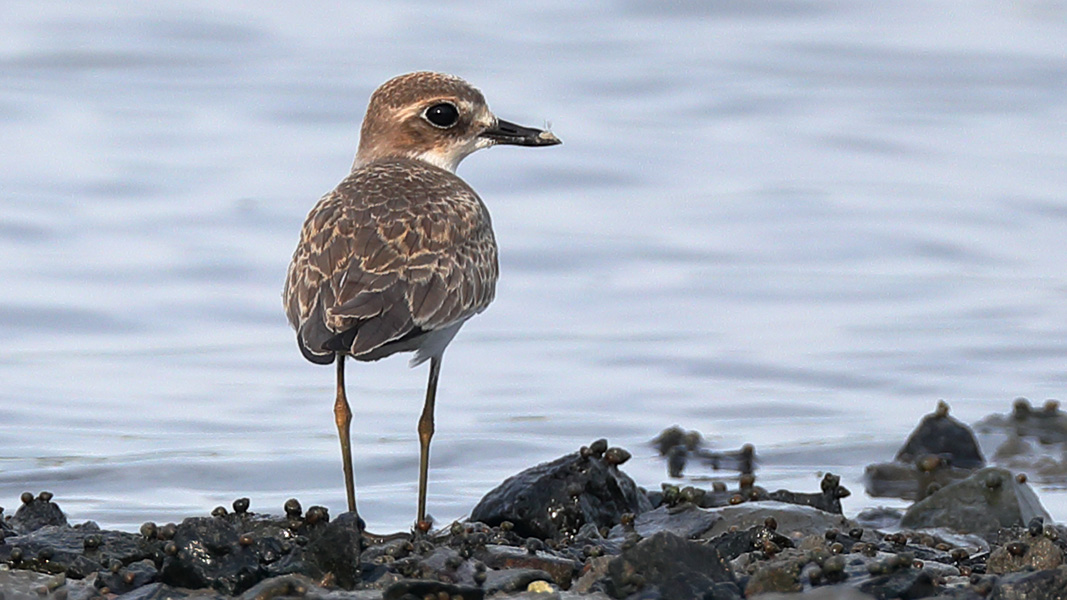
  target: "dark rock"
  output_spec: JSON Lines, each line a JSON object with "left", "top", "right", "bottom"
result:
{"left": 706, "top": 525, "right": 794, "bottom": 562}
{"left": 606, "top": 504, "right": 720, "bottom": 540}
{"left": 858, "top": 567, "right": 938, "bottom": 599}
{"left": 159, "top": 517, "right": 263, "bottom": 595}
{"left": 864, "top": 460, "right": 974, "bottom": 501}
{"left": 10, "top": 493, "right": 68, "bottom": 534}
{"left": 112, "top": 582, "right": 226, "bottom": 599}
{"left": 233, "top": 574, "right": 326, "bottom": 600}
{"left": 471, "top": 442, "right": 653, "bottom": 540}
{"left": 605, "top": 531, "right": 736, "bottom": 599}
{"left": 987, "top": 534, "right": 1064, "bottom": 574}
{"left": 744, "top": 559, "right": 801, "bottom": 595}
{"left": 478, "top": 545, "right": 579, "bottom": 588}
{"left": 301, "top": 511, "right": 362, "bottom": 588}
{"left": 0, "top": 524, "right": 148, "bottom": 575}
{"left": 897, "top": 401, "right": 984, "bottom": 469}
{"left": 900, "top": 467, "right": 1052, "bottom": 539}
{"left": 100, "top": 559, "right": 159, "bottom": 595}
{"left": 700, "top": 501, "right": 853, "bottom": 541}
{"left": 976, "top": 398, "right": 1067, "bottom": 445}
{"left": 988, "top": 565, "right": 1067, "bottom": 600}
{"left": 767, "top": 473, "right": 850, "bottom": 514}
{"left": 482, "top": 568, "right": 554, "bottom": 594}
{"left": 866, "top": 401, "right": 986, "bottom": 501}
{"left": 383, "top": 579, "right": 484, "bottom": 600}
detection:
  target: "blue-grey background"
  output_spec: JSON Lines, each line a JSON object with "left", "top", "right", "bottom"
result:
{"left": 1, "top": 1, "right": 1066, "bottom": 530}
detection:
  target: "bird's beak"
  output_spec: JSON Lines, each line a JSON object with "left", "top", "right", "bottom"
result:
{"left": 481, "top": 119, "right": 561, "bottom": 147}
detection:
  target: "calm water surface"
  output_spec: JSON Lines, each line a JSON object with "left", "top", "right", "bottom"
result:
{"left": 1, "top": 1, "right": 1066, "bottom": 531}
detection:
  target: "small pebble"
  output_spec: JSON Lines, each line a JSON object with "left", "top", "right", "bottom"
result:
{"left": 604, "top": 447, "right": 631, "bottom": 465}
{"left": 232, "top": 498, "right": 250, "bottom": 514}
{"left": 1006, "top": 541, "right": 1028, "bottom": 557}
{"left": 305, "top": 506, "right": 328, "bottom": 525}
{"left": 159, "top": 523, "right": 177, "bottom": 540}
{"left": 284, "top": 498, "right": 302, "bottom": 517}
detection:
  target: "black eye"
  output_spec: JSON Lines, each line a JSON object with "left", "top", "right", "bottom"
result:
{"left": 424, "top": 102, "right": 459, "bottom": 128}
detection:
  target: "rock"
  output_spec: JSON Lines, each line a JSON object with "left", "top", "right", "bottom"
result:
{"left": 478, "top": 545, "right": 579, "bottom": 588}
{"left": 0, "top": 523, "right": 149, "bottom": 576}
{"left": 987, "top": 534, "right": 1064, "bottom": 574}
{"left": 482, "top": 568, "right": 555, "bottom": 594}
{"left": 699, "top": 501, "right": 853, "bottom": 541}
{"left": 744, "top": 559, "right": 802, "bottom": 595}
{"left": 866, "top": 401, "right": 985, "bottom": 501}
{"left": 159, "top": 517, "right": 264, "bottom": 595}
{"left": 864, "top": 460, "right": 974, "bottom": 501}
{"left": 900, "top": 467, "right": 1051, "bottom": 538}
{"left": 896, "top": 401, "right": 984, "bottom": 469}
{"left": 986, "top": 565, "right": 1067, "bottom": 600}
{"left": 9, "top": 492, "right": 68, "bottom": 534}
{"left": 383, "top": 579, "right": 484, "bottom": 600}
{"left": 99, "top": 558, "right": 159, "bottom": 595}
{"left": 604, "top": 531, "right": 737, "bottom": 599}
{"left": 471, "top": 441, "right": 653, "bottom": 540}
{"left": 752, "top": 589, "right": 877, "bottom": 600}
{"left": 706, "top": 524, "right": 794, "bottom": 562}
{"left": 857, "top": 567, "right": 938, "bottom": 599}
{"left": 976, "top": 398, "right": 1067, "bottom": 444}
{"left": 606, "top": 503, "right": 720, "bottom": 540}
{"left": 302, "top": 511, "right": 362, "bottom": 588}
{"left": 571, "top": 556, "right": 612, "bottom": 594}
{"left": 767, "top": 473, "right": 850, "bottom": 514}
{"left": 113, "top": 582, "right": 226, "bottom": 599}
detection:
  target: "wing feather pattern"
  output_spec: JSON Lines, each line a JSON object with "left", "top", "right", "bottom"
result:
{"left": 283, "top": 158, "right": 498, "bottom": 363}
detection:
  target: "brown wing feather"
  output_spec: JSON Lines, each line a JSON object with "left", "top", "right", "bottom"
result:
{"left": 283, "top": 158, "right": 498, "bottom": 363}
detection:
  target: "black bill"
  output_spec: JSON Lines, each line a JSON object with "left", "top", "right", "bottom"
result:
{"left": 481, "top": 118, "right": 561, "bottom": 146}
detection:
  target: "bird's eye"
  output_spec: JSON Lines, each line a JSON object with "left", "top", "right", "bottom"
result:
{"left": 424, "top": 102, "right": 459, "bottom": 128}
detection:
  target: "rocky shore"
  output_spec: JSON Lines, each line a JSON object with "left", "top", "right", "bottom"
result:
{"left": 2, "top": 399, "right": 1065, "bottom": 600}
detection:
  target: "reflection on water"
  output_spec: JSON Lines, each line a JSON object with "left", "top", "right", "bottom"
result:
{"left": 1, "top": 1, "right": 1066, "bottom": 531}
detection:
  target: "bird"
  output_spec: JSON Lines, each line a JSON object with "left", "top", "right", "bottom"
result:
{"left": 283, "top": 71, "right": 561, "bottom": 530}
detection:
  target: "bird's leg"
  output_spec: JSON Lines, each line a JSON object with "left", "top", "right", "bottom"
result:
{"left": 416, "top": 355, "right": 442, "bottom": 530}
{"left": 334, "top": 354, "right": 359, "bottom": 517}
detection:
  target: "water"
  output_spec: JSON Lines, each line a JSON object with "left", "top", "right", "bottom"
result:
{"left": 1, "top": 0, "right": 1066, "bottom": 531}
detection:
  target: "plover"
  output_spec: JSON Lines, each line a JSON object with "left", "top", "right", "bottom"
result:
{"left": 283, "top": 72, "right": 560, "bottom": 529}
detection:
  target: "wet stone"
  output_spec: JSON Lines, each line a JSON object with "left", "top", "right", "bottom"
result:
{"left": 478, "top": 545, "right": 579, "bottom": 589}
{"left": 706, "top": 525, "right": 794, "bottom": 562}
{"left": 987, "top": 534, "right": 1064, "bottom": 574}
{"left": 605, "top": 531, "right": 737, "bottom": 600}
{"left": 299, "top": 511, "right": 362, "bottom": 588}
{"left": 605, "top": 503, "right": 720, "bottom": 540}
{"left": 110, "top": 581, "right": 226, "bottom": 600}
{"left": 383, "top": 579, "right": 485, "bottom": 600}
{"left": 470, "top": 442, "right": 653, "bottom": 540}
{"left": 482, "top": 567, "right": 555, "bottom": 594}
{"left": 99, "top": 559, "right": 159, "bottom": 595}
{"left": 9, "top": 493, "right": 68, "bottom": 534}
{"left": 901, "top": 467, "right": 1052, "bottom": 539}
{"left": 857, "top": 567, "right": 938, "bottom": 599}
{"left": 743, "top": 559, "right": 802, "bottom": 596}
{"left": 897, "top": 401, "right": 985, "bottom": 469}
{"left": 158, "top": 517, "right": 263, "bottom": 595}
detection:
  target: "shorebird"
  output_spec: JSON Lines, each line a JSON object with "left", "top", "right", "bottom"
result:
{"left": 283, "top": 72, "right": 560, "bottom": 529}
